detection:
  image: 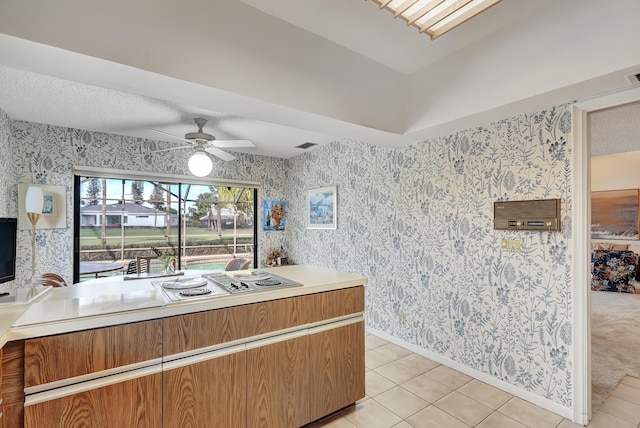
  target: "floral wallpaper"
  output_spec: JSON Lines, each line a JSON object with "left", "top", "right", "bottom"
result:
{"left": 285, "top": 105, "right": 574, "bottom": 409}
{"left": 6, "top": 120, "right": 287, "bottom": 287}
{"left": 1, "top": 103, "right": 575, "bottom": 411}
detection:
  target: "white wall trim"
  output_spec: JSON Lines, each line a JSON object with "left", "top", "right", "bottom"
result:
{"left": 365, "top": 327, "right": 572, "bottom": 419}
{"left": 571, "top": 102, "right": 591, "bottom": 425}
{"left": 572, "top": 86, "right": 640, "bottom": 425}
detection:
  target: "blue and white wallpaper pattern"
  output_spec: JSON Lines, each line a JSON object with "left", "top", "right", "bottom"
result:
{"left": 0, "top": 103, "right": 574, "bottom": 410}
{"left": 285, "top": 105, "right": 574, "bottom": 408}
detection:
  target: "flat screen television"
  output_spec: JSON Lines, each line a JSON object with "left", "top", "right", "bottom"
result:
{"left": 0, "top": 218, "right": 17, "bottom": 284}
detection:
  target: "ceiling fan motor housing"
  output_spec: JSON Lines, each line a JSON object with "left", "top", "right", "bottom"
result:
{"left": 185, "top": 118, "right": 215, "bottom": 141}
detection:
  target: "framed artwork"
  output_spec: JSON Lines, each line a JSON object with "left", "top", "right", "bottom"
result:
{"left": 307, "top": 186, "right": 337, "bottom": 229}
{"left": 18, "top": 184, "right": 67, "bottom": 229}
{"left": 42, "top": 193, "right": 55, "bottom": 215}
{"left": 263, "top": 200, "right": 286, "bottom": 231}
{"left": 591, "top": 189, "right": 639, "bottom": 240}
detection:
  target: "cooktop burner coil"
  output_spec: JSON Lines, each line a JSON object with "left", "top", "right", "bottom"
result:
{"left": 179, "top": 288, "right": 213, "bottom": 297}
{"left": 255, "top": 279, "right": 282, "bottom": 287}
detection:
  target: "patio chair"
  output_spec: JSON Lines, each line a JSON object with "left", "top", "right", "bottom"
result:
{"left": 225, "top": 258, "right": 251, "bottom": 271}
{"left": 136, "top": 256, "right": 158, "bottom": 274}
{"left": 32, "top": 272, "right": 67, "bottom": 287}
{"left": 125, "top": 260, "right": 138, "bottom": 274}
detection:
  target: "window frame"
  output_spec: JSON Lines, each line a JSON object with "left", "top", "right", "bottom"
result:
{"left": 73, "top": 168, "right": 260, "bottom": 283}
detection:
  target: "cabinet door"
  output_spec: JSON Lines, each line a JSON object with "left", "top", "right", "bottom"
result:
{"left": 247, "top": 332, "right": 309, "bottom": 428}
{"left": 24, "top": 371, "right": 161, "bottom": 428}
{"left": 308, "top": 319, "right": 365, "bottom": 422}
{"left": 163, "top": 345, "right": 246, "bottom": 428}
{"left": 1, "top": 340, "right": 24, "bottom": 428}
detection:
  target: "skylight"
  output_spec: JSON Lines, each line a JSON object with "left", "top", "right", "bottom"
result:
{"left": 368, "top": 0, "right": 502, "bottom": 40}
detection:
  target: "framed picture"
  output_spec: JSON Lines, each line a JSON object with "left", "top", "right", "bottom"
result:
{"left": 263, "top": 200, "right": 286, "bottom": 231}
{"left": 307, "top": 186, "right": 337, "bottom": 229}
{"left": 42, "top": 193, "right": 55, "bottom": 215}
{"left": 591, "top": 189, "right": 639, "bottom": 240}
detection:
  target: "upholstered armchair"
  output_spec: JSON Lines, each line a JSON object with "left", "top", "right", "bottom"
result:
{"left": 591, "top": 249, "right": 638, "bottom": 293}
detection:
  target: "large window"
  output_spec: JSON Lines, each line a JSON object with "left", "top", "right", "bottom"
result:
{"left": 74, "top": 175, "right": 257, "bottom": 282}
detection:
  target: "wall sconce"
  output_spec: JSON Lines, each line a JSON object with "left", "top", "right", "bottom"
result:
{"left": 24, "top": 186, "right": 44, "bottom": 277}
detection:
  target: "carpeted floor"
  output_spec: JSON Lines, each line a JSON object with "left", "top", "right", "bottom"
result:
{"left": 591, "top": 290, "right": 640, "bottom": 411}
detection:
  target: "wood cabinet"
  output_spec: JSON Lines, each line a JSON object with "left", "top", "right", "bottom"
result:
{"left": 247, "top": 332, "right": 310, "bottom": 428}
{"left": 163, "top": 286, "right": 364, "bottom": 359}
{"left": 308, "top": 319, "right": 365, "bottom": 421}
{"left": 24, "top": 319, "right": 162, "bottom": 389}
{"left": 24, "top": 371, "right": 161, "bottom": 428}
{"left": 20, "top": 320, "right": 162, "bottom": 428}
{"left": 1, "top": 340, "right": 24, "bottom": 428}
{"left": 6, "top": 285, "right": 365, "bottom": 427}
{"left": 164, "top": 305, "right": 250, "bottom": 357}
{"left": 163, "top": 346, "right": 246, "bottom": 428}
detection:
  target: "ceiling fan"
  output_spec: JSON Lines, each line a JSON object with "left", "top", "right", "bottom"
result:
{"left": 151, "top": 118, "right": 255, "bottom": 176}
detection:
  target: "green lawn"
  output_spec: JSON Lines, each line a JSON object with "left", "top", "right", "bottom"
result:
{"left": 80, "top": 226, "right": 253, "bottom": 245}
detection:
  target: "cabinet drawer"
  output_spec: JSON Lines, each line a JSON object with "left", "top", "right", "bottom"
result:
{"left": 24, "top": 319, "right": 162, "bottom": 388}
{"left": 164, "top": 296, "right": 312, "bottom": 357}
{"left": 164, "top": 287, "right": 364, "bottom": 357}
{"left": 306, "top": 286, "right": 364, "bottom": 324}
{"left": 164, "top": 305, "right": 250, "bottom": 357}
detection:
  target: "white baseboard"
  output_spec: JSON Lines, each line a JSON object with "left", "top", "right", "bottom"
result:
{"left": 365, "top": 327, "right": 573, "bottom": 421}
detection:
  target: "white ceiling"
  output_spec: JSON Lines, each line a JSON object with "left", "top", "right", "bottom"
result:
{"left": 0, "top": 0, "right": 639, "bottom": 159}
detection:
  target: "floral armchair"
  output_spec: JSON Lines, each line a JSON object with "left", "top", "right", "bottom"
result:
{"left": 591, "top": 249, "right": 638, "bottom": 293}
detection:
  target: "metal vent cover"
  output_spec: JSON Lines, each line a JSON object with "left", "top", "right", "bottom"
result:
{"left": 295, "top": 142, "right": 317, "bottom": 150}
{"left": 627, "top": 73, "right": 640, "bottom": 85}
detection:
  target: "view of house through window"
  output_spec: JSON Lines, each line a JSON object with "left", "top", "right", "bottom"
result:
{"left": 75, "top": 175, "right": 256, "bottom": 281}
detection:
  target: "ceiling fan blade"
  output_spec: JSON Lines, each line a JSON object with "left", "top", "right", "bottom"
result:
{"left": 211, "top": 139, "right": 255, "bottom": 148}
{"left": 205, "top": 146, "right": 236, "bottom": 162}
{"left": 150, "top": 128, "right": 189, "bottom": 143}
{"left": 152, "top": 144, "right": 193, "bottom": 153}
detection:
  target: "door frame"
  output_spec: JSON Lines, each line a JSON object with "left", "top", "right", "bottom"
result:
{"left": 572, "top": 86, "right": 640, "bottom": 425}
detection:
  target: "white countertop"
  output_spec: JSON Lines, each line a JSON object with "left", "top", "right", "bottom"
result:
{"left": 1, "top": 265, "right": 367, "bottom": 346}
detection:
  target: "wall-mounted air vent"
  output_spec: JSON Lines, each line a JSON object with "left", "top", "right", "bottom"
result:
{"left": 627, "top": 73, "right": 640, "bottom": 85}
{"left": 295, "top": 142, "right": 317, "bottom": 150}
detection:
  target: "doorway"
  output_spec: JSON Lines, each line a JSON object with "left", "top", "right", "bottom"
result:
{"left": 572, "top": 86, "right": 640, "bottom": 425}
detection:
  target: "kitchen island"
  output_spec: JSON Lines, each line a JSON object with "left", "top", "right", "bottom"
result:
{"left": 0, "top": 265, "right": 367, "bottom": 428}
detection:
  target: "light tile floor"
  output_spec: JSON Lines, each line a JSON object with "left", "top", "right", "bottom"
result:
{"left": 307, "top": 333, "right": 640, "bottom": 428}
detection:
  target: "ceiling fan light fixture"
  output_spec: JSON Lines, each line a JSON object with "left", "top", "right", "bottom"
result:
{"left": 188, "top": 150, "right": 213, "bottom": 177}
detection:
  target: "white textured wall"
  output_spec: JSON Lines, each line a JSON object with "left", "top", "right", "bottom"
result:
{"left": 0, "top": 109, "right": 17, "bottom": 291}
{"left": 592, "top": 150, "right": 640, "bottom": 191}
